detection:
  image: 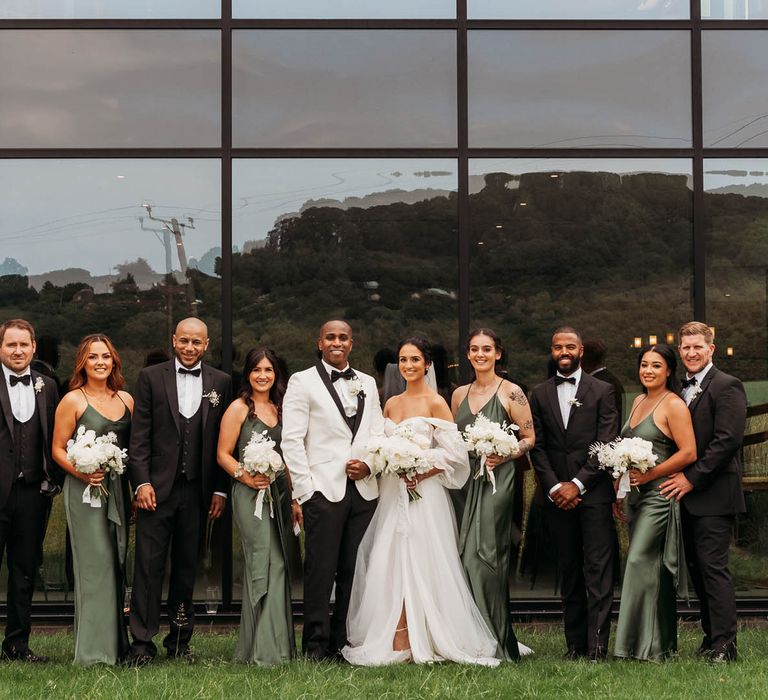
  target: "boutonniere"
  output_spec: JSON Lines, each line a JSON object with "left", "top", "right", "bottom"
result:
{"left": 690, "top": 385, "right": 703, "bottom": 402}
{"left": 348, "top": 377, "right": 365, "bottom": 398}
{"left": 34, "top": 377, "right": 45, "bottom": 394}
{"left": 568, "top": 398, "right": 582, "bottom": 408}
{"left": 203, "top": 389, "right": 220, "bottom": 407}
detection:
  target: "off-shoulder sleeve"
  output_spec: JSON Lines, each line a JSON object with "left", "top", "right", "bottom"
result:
{"left": 426, "top": 418, "right": 470, "bottom": 490}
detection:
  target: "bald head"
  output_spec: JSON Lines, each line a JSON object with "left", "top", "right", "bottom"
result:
{"left": 319, "top": 319, "right": 352, "bottom": 340}
{"left": 173, "top": 317, "right": 210, "bottom": 368}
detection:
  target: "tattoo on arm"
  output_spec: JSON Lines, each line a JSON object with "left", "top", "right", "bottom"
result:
{"left": 509, "top": 390, "right": 528, "bottom": 406}
{"left": 516, "top": 438, "right": 531, "bottom": 455}
{"left": 523, "top": 419, "right": 533, "bottom": 430}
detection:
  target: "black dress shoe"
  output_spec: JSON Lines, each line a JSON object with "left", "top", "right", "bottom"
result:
{"left": 709, "top": 643, "right": 737, "bottom": 664}
{"left": 1, "top": 648, "right": 48, "bottom": 663}
{"left": 563, "top": 647, "right": 587, "bottom": 660}
{"left": 167, "top": 647, "right": 194, "bottom": 662}
{"left": 694, "top": 640, "right": 713, "bottom": 658}
{"left": 122, "top": 652, "right": 154, "bottom": 667}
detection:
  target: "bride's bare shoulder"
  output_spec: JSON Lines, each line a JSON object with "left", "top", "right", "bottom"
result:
{"left": 429, "top": 393, "right": 453, "bottom": 422}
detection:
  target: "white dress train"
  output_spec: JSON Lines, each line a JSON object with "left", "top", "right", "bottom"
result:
{"left": 342, "top": 417, "right": 501, "bottom": 667}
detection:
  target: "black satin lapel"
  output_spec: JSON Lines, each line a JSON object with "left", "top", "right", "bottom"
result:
{"left": 545, "top": 379, "right": 566, "bottom": 433}
{"left": 0, "top": 376, "right": 13, "bottom": 438}
{"left": 32, "top": 371, "right": 48, "bottom": 443}
{"left": 351, "top": 390, "right": 365, "bottom": 441}
{"left": 201, "top": 365, "right": 211, "bottom": 428}
{"left": 567, "top": 377, "right": 592, "bottom": 428}
{"left": 163, "top": 364, "right": 182, "bottom": 436}
{"left": 315, "top": 362, "right": 351, "bottom": 431}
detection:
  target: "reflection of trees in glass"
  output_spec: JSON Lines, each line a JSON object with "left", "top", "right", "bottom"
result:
{"left": 469, "top": 169, "right": 695, "bottom": 388}
{"left": 232, "top": 197, "right": 458, "bottom": 377}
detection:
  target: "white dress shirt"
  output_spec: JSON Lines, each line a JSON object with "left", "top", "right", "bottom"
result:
{"left": 549, "top": 367, "right": 586, "bottom": 499}
{"left": 175, "top": 358, "right": 203, "bottom": 418}
{"left": 683, "top": 362, "right": 713, "bottom": 406}
{"left": 321, "top": 359, "right": 358, "bottom": 417}
{"left": 2, "top": 363, "right": 35, "bottom": 423}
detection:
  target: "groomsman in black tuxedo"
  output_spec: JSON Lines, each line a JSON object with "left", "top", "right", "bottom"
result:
{"left": 660, "top": 321, "right": 746, "bottom": 664}
{"left": 282, "top": 320, "right": 383, "bottom": 660}
{"left": 529, "top": 327, "right": 619, "bottom": 661}
{"left": 0, "top": 319, "right": 58, "bottom": 663}
{"left": 125, "top": 317, "right": 231, "bottom": 665}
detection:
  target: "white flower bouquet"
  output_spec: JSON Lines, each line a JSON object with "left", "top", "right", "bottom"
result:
{"left": 66, "top": 425, "right": 127, "bottom": 508}
{"left": 462, "top": 414, "right": 520, "bottom": 494}
{"left": 240, "top": 430, "right": 285, "bottom": 519}
{"left": 367, "top": 423, "right": 433, "bottom": 501}
{"left": 589, "top": 436, "right": 659, "bottom": 499}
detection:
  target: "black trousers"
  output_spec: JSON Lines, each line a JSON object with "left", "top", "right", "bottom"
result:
{"left": 549, "top": 501, "right": 615, "bottom": 654}
{"left": 0, "top": 479, "right": 47, "bottom": 654}
{"left": 301, "top": 480, "right": 377, "bottom": 659}
{"left": 129, "top": 477, "right": 203, "bottom": 657}
{"left": 681, "top": 509, "right": 737, "bottom": 649}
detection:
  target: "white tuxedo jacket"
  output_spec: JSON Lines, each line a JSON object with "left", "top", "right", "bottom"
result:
{"left": 281, "top": 363, "right": 384, "bottom": 503}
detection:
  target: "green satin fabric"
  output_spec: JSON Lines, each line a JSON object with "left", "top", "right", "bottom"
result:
{"left": 232, "top": 415, "right": 294, "bottom": 665}
{"left": 455, "top": 389, "right": 519, "bottom": 661}
{"left": 64, "top": 403, "right": 130, "bottom": 666}
{"left": 614, "top": 410, "right": 687, "bottom": 661}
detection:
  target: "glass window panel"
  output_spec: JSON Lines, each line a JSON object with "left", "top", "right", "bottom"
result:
{"left": 702, "top": 0, "right": 768, "bottom": 19}
{"left": 469, "top": 158, "right": 692, "bottom": 599}
{"left": 0, "top": 159, "right": 222, "bottom": 602}
{"left": 468, "top": 30, "right": 691, "bottom": 149}
{"left": 703, "top": 31, "right": 768, "bottom": 148}
{"left": 234, "top": 0, "right": 454, "bottom": 19}
{"left": 470, "top": 0, "right": 689, "bottom": 19}
{"left": 704, "top": 160, "right": 768, "bottom": 595}
{"left": 232, "top": 158, "right": 459, "bottom": 599}
{"left": 0, "top": 1, "right": 218, "bottom": 18}
{"left": 233, "top": 31, "right": 456, "bottom": 148}
{"left": 0, "top": 31, "right": 221, "bottom": 148}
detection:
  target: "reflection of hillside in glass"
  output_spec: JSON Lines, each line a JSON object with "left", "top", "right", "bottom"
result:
{"left": 469, "top": 164, "right": 694, "bottom": 390}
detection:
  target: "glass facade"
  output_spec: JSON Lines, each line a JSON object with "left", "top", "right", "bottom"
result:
{"left": 1, "top": 4, "right": 767, "bottom": 610}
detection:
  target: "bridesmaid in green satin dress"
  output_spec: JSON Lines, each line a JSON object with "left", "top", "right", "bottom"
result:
{"left": 614, "top": 344, "right": 696, "bottom": 662}
{"left": 51, "top": 334, "right": 133, "bottom": 665}
{"left": 451, "top": 329, "right": 536, "bottom": 661}
{"left": 217, "top": 347, "right": 299, "bottom": 665}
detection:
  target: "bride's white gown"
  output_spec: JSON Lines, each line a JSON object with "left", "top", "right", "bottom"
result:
{"left": 341, "top": 417, "right": 500, "bottom": 666}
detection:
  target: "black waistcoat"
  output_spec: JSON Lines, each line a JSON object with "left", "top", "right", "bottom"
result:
{"left": 177, "top": 404, "right": 203, "bottom": 481}
{"left": 13, "top": 403, "right": 43, "bottom": 481}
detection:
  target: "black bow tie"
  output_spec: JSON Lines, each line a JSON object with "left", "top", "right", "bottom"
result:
{"left": 681, "top": 377, "right": 697, "bottom": 389}
{"left": 554, "top": 375, "right": 576, "bottom": 386}
{"left": 9, "top": 374, "right": 31, "bottom": 387}
{"left": 331, "top": 368, "right": 355, "bottom": 383}
{"left": 178, "top": 367, "right": 201, "bottom": 377}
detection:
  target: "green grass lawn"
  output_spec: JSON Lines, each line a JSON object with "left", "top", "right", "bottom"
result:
{"left": 2, "top": 623, "right": 767, "bottom": 699}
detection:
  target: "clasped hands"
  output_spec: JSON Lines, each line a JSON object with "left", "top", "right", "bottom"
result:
{"left": 552, "top": 481, "right": 581, "bottom": 510}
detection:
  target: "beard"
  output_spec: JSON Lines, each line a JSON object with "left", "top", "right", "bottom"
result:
{"left": 557, "top": 354, "right": 581, "bottom": 375}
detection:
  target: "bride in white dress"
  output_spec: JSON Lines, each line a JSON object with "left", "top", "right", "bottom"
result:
{"left": 342, "top": 338, "right": 500, "bottom": 667}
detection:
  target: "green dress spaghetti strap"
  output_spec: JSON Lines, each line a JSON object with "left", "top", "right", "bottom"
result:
{"left": 454, "top": 383, "right": 520, "bottom": 661}
{"left": 614, "top": 394, "right": 688, "bottom": 661}
{"left": 63, "top": 398, "right": 130, "bottom": 665}
{"left": 232, "top": 414, "right": 294, "bottom": 665}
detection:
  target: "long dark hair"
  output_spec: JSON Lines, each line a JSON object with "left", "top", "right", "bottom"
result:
{"left": 637, "top": 344, "right": 680, "bottom": 394}
{"left": 69, "top": 334, "right": 125, "bottom": 393}
{"left": 239, "top": 347, "right": 286, "bottom": 417}
{"left": 467, "top": 327, "right": 506, "bottom": 376}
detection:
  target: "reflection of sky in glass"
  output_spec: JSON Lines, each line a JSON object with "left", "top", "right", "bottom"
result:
{"left": 234, "top": 0, "right": 454, "bottom": 19}
{"left": 470, "top": 158, "right": 692, "bottom": 193}
{"left": 0, "top": 1, "right": 218, "bottom": 18}
{"left": 704, "top": 159, "right": 768, "bottom": 194}
{"left": 0, "top": 160, "right": 220, "bottom": 277}
{"left": 469, "top": 0, "right": 688, "bottom": 19}
{"left": 703, "top": 32, "right": 768, "bottom": 148}
{"left": 702, "top": 0, "right": 768, "bottom": 19}
{"left": 233, "top": 159, "right": 457, "bottom": 246}
{"left": 469, "top": 31, "right": 691, "bottom": 148}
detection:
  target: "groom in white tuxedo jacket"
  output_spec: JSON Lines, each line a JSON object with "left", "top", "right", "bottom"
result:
{"left": 282, "top": 320, "right": 384, "bottom": 660}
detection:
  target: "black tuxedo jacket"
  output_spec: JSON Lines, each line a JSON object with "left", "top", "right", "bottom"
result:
{"left": 128, "top": 360, "right": 232, "bottom": 506}
{"left": 529, "top": 372, "right": 619, "bottom": 506}
{"left": 0, "top": 370, "right": 58, "bottom": 508}
{"left": 682, "top": 366, "right": 747, "bottom": 517}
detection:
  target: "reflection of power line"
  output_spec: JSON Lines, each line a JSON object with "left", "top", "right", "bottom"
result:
{"left": 142, "top": 204, "right": 194, "bottom": 275}
{"left": 707, "top": 112, "right": 768, "bottom": 147}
